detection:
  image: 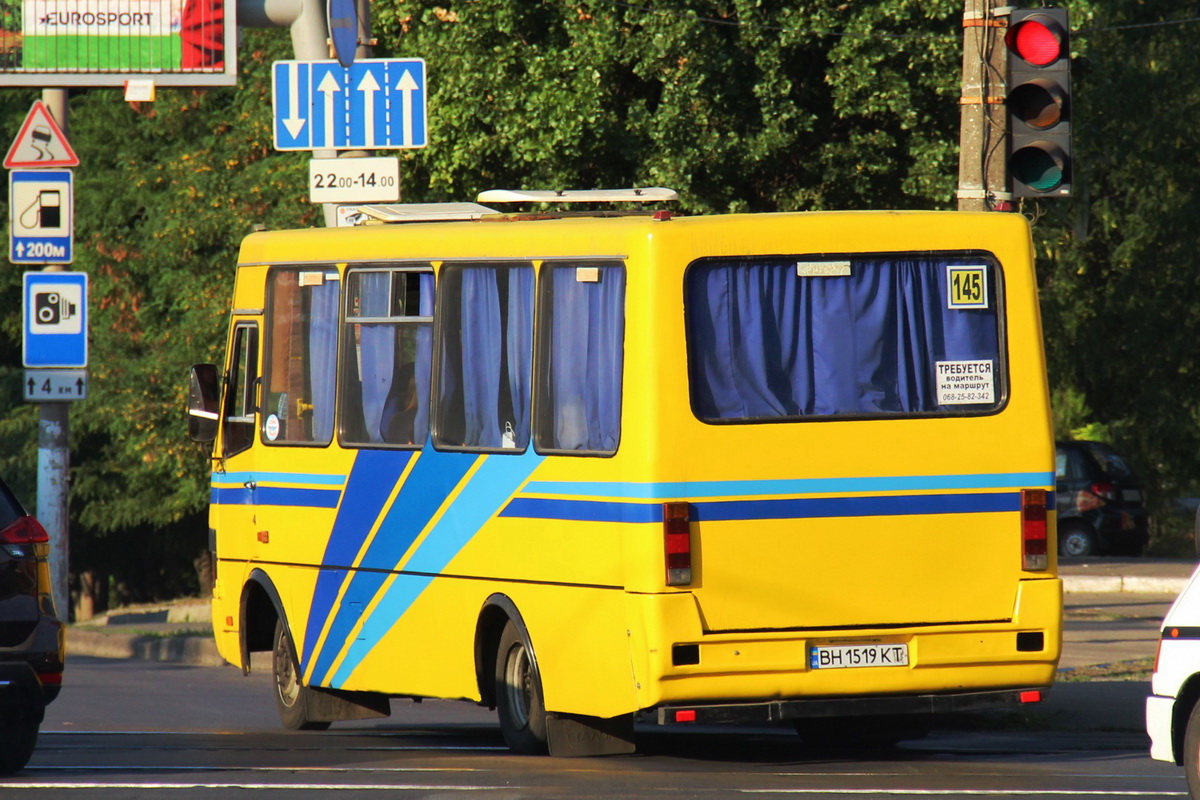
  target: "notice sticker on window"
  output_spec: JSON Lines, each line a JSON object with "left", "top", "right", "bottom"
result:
{"left": 936, "top": 360, "right": 995, "bottom": 405}
{"left": 947, "top": 265, "right": 988, "bottom": 309}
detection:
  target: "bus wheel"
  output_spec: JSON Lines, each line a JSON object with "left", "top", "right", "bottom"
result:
{"left": 273, "top": 619, "right": 331, "bottom": 731}
{"left": 495, "top": 620, "right": 548, "bottom": 754}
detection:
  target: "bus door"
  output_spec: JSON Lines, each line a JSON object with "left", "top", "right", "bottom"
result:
{"left": 210, "top": 320, "right": 262, "bottom": 565}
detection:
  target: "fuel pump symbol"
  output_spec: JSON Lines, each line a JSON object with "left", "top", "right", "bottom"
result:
{"left": 19, "top": 190, "right": 62, "bottom": 230}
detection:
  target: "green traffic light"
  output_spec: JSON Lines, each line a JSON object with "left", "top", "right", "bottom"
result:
{"left": 1011, "top": 146, "right": 1065, "bottom": 192}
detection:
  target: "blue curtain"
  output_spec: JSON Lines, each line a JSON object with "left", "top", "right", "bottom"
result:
{"left": 443, "top": 265, "right": 533, "bottom": 449}
{"left": 686, "top": 258, "right": 999, "bottom": 420}
{"left": 358, "top": 274, "right": 394, "bottom": 444}
{"left": 460, "top": 269, "right": 503, "bottom": 447}
{"left": 308, "top": 279, "right": 340, "bottom": 441}
{"left": 545, "top": 265, "right": 625, "bottom": 452}
{"left": 413, "top": 272, "right": 435, "bottom": 442}
{"left": 507, "top": 269, "right": 534, "bottom": 448}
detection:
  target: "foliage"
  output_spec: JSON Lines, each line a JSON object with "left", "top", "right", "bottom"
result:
{"left": 4, "top": 0, "right": 1200, "bottom": 599}
{"left": 1036, "top": 1, "right": 1200, "bottom": 523}
{"left": 374, "top": 0, "right": 963, "bottom": 212}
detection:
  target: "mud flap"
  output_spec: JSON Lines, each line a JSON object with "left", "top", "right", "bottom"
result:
{"left": 306, "top": 686, "right": 391, "bottom": 722}
{"left": 546, "top": 712, "right": 635, "bottom": 757}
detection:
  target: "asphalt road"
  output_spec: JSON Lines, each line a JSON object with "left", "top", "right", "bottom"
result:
{"left": 0, "top": 586, "right": 1185, "bottom": 797}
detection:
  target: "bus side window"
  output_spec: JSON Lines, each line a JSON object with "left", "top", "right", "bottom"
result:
{"left": 340, "top": 267, "right": 435, "bottom": 447}
{"left": 433, "top": 262, "right": 534, "bottom": 452}
{"left": 534, "top": 262, "right": 625, "bottom": 455}
{"left": 262, "top": 269, "right": 340, "bottom": 445}
{"left": 224, "top": 323, "right": 259, "bottom": 458}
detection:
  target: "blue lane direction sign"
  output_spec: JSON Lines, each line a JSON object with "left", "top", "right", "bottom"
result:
{"left": 23, "top": 271, "right": 88, "bottom": 368}
{"left": 9, "top": 169, "right": 73, "bottom": 264}
{"left": 273, "top": 59, "right": 428, "bottom": 151}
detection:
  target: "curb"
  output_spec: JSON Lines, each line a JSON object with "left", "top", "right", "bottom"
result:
{"left": 1062, "top": 575, "right": 1189, "bottom": 595}
{"left": 68, "top": 628, "right": 227, "bottom": 668}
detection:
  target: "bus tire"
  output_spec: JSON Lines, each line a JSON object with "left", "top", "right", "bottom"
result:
{"left": 495, "top": 620, "right": 548, "bottom": 754}
{"left": 273, "top": 619, "right": 331, "bottom": 732}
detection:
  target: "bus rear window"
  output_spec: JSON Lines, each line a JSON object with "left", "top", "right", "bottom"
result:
{"left": 684, "top": 254, "right": 1004, "bottom": 422}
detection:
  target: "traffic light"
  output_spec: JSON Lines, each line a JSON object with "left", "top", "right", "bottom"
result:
{"left": 1005, "top": 8, "right": 1071, "bottom": 197}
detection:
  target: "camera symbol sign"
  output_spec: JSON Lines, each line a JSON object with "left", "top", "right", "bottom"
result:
{"left": 23, "top": 272, "right": 87, "bottom": 368}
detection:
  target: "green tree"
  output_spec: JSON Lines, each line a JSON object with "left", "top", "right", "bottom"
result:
{"left": 373, "top": 0, "right": 963, "bottom": 212}
{"left": 1037, "top": 2, "right": 1200, "bottom": 529}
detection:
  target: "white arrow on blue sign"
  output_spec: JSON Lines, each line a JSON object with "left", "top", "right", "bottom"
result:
{"left": 272, "top": 59, "right": 428, "bottom": 151}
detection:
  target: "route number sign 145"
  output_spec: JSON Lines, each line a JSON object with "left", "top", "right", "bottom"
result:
{"left": 308, "top": 157, "right": 400, "bottom": 204}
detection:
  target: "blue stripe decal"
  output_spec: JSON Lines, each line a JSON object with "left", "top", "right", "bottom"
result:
{"left": 301, "top": 449, "right": 415, "bottom": 670}
{"left": 257, "top": 487, "right": 342, "bottom": 508}
{"left": 327, "top": 450, "right": 545, "bottom": 688}
{"left": 500, "top": 497, "right": 660, "bottom": 524}
{"left": 209, "top": 486, "right": 342, "bottom": 508}
{"left": 520, "top": 472, "right": 1053, "bottom": 499}
{"left": 501, "top": 491, "right": 1021, "bottom": 523}
{"left": 214, "top": 470, "right": 347, "bottom": 487}
{"left": 210, "top": 487, "right": 251, "bottom": 505}
{"left": 308, "top": 449, "right": 482, "bottom": 686}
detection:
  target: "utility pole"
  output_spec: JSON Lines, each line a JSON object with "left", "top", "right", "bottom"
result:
{"left": 957, "top": 0, "right": 1011, "bottom": 212}
{"left": 36, "top": 88, "right": 72, "bottom": 620}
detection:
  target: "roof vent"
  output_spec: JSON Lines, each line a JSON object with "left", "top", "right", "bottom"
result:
{"left": 476, "top": 188, "right": 678, "bottom": 204}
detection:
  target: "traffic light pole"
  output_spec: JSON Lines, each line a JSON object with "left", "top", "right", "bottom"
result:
{"left": 956, "top": 0, "right": 1010, "bottom": 212}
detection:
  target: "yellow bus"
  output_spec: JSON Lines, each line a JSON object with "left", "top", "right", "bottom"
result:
{"left": 188, "top": 190, "right": 1061, "bottom": 756}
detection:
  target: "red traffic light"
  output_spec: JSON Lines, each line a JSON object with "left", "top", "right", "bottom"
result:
{"left": 1006, "top": 15, "right": 1066, "bottom": 67}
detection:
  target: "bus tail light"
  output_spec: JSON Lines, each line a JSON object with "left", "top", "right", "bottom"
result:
{"left": 1021, "top": 488, "right": 1048, "bottom": 571}
{"left": 663, "top": 502, "right": 692, "bottom": 586}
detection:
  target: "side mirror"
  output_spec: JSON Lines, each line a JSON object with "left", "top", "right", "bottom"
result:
{"left": 188, "top": 364, "right": 220, "bottom": 443}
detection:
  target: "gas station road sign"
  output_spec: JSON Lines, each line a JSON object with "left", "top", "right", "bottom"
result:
{"left": 9, "top": 170, "right": 74, "bottom": 265}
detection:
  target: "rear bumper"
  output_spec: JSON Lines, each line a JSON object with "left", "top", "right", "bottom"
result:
{"left": 645, "top": 687, "right": 1048, "bottom": 726}
{"left": 1146, "top": 694, "right": 1177, "bottom": 763}
{"left": 0, "top": 614, "right": 65, "bottom": 706}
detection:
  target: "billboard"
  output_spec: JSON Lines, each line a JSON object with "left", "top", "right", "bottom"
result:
{"left": 0, "top": 0, "right": 235, "bottom": 85}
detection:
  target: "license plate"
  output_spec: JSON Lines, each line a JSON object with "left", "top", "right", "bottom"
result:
{"left": 810, "top": 642, "right": 909, "bottom": 670}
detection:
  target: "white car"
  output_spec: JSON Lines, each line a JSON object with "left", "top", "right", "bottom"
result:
{"left": 1147, "top": 564, "right": 1200, "bottom": 793}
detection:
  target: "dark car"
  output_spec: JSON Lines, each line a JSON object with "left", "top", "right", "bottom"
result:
{"left": 0, "top": 476, "right": 65, "bottom": 774}
{"left": 1055, "top": 440, "right": 1151, "bottom": 557}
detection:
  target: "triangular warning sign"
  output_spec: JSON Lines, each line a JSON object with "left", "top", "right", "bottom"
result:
{"left": 5, "top": 101, "right": 79, "bottom": 169}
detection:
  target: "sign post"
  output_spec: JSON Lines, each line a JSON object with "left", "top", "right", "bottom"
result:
{"left": 9, "top": 92, "right": 82, "bottom": 621}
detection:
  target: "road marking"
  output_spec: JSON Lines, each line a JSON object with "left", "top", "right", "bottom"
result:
{"left": 742, "top": 790, "right": 1186, "bottom": 797}
{"left": 34, "top": 765, "right": 482, "bottom": 773}
{"left": 1, "top": 782, "right": 504, "bottom": 791}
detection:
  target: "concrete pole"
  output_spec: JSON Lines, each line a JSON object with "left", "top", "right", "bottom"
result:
{"left": 956, "top": 0, "right": 1010, "bottom": 212}
{"left": 38, "top": 88, "right": 72, "bottom": 620}
{"left": 238, "top": 0, "right": 344, "bottom": 225}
